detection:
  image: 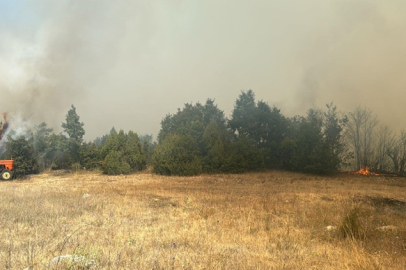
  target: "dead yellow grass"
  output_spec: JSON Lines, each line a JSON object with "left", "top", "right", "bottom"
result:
{"left": 0, "top": 171, "right": 405, "bottom": 269}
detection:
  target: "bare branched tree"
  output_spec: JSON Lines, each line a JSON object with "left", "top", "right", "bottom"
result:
{"left": 345, "top": 106, "right": 379, "bottom": 170}
{"left": 372, "top": 126, "right": 393, "bottom": 172}
{"left": 387, "top": 131, "right": 406, "bottom": 174}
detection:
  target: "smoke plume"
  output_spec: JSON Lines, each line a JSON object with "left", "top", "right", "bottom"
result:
{"left": 0, "top": 0, "right": 406, "bottom": 139}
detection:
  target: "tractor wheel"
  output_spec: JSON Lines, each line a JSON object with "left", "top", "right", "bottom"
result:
{"left": 1, "top": 170, "right": 13, "bottom": 180}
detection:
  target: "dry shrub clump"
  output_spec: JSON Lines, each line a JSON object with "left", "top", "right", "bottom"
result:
{"left": 0, "top": 171, "right": 405, "bottom": 269}
{"left": 339, "top": 208, "right": 363, "bottom": 239}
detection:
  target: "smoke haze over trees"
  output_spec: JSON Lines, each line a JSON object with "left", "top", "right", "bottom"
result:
{"left": 1, "top": 1, "right": 406, "bottom": 176}
{"left": 1, "top": 1, "right": 406, "bottom": 139}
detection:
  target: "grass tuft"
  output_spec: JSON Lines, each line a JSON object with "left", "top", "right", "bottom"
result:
{"left": 339, "top": 208, "right": 363, "bottom": 239}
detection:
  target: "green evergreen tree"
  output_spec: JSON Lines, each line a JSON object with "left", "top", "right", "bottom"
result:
{"left": 33, "top": 122, "right": 53, "bottom": 154}
{"left": 103, "top": 151, "right": 131, "bottom": 175}
{"left": 281, "top": 105, "right": 346, "bottom": 174}
{"left": 117, "top": 130, "right": 126, "bottom": 150}
{"left": 62, "top": 105, "right": 85, "bottom": 142}
{"left": 61, "top": 105, "right": 85, "bottom": 164}
{"left": 100, "top": 130, "right": 119, "bottom": 159}
{"left": 45, "top": 133, "right": 71, "bottom": 169}
{"left": 278, "top": 138, "right": 298, "bottom": 171}
{"left": 202, "top": 120, "right": 227, "bottom": 172}
{"left": 228, "top": 90, "right": 288, "bottom": 169}
{"left": 291, "top": 109, "right": 324, "bottom": 173}
{"left": 222, "top": 135, "right": 264, "bottom": 173}
{"left": 228, "top": 90, "right": 257, "bottom": 138}
{"left": 93, "top": 134, "right": 109, "bottom": 147}
{"left": 80, "top": 142, "right": 101, "bottom": 170}
{"left": 153, "top": 134, "right": 202, "bottom": 176}
{"left": 158, "top": 99, "right": 225, "bottom": 146}
{"left": 255, "top": 101, "right": 288, "bottom": 168}
{"left": 155, "top": 99, "right": 226, "bottom": 175}
{"left": 2, "top": 133, "right": 38, "bottom": 177}
{"left": 323, "top": 103, "right": 346, "bottom": 171}
{"left": 33, "top": 122, "right": 53, "bottom": 171}
{"left": 101, "top": 129, "right": 146, "bottom": 174}
{"left": 124, "top": 131, "right": 146, "bottom": 171}
{"left": 139, "top": 134, "right": 155, "bottom": 165}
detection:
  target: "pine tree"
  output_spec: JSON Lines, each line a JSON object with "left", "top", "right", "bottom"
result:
{"left": 61, "top": 105, "right": 85, "bottom": 164}
{"left": 80, "top": 142, "right": 101, "bottom": 170}
{"left": 103, "top": 151, "right": 131, "bottom": 175}
{"left": 153, "top": 134, "right": 202, "bottom": 176}
{"left": 62, "top": 105, "right": 85, "bottom": 142}
{"left": 33, "top": 122, "right": 53, "bottom": 171}
{"left": 45, "top": 133, "right": 70, "bottom": 169}
{"left": 101, "top": 130, "right": 146, "bottom": 174}
{"left": 202, "top": 120, "right": 227, "bottom": 172}
{"left": 100, "top": 130, "right": 119, "bottom": 159}
{"left": 125, "top": 131, "right": 146, "bottom": 171}
{"left": 2, "top": 134, "right": 38, "bottom": 177}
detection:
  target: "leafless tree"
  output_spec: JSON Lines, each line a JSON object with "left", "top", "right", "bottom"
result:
{"left": 371, "top": 126, "right": 393, "bottom": 172}
{"left": 345, "top": 106, "right": 379, "bottom": 170}
{"left": 387, "top": 131, "right": 406, "bottom": 174}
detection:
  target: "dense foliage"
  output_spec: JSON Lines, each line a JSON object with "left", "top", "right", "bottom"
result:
{"left": 3, "top": 90, "right": 402, "bottom": 178}
{"left": 152, "top": 91, "right": 345, "bottom": 175}
{"left": 0, "top": 105, "right": 149, "bottom": 177}
{"left": 1, "top": 133, "right": 38, "bottom": 177}
{"left": 101, "top": 130, "right": 146, "bottom": 175}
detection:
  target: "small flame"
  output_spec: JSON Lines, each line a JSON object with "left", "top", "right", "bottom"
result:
{"left": 353, "top": 166, "right": 379, "bottom": 176}
{"left": 357, "top": 166, "right": 370, "bottom": 175}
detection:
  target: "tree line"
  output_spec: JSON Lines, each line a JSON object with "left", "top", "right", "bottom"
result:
{"left": 0, "top": 91, "right": 404, "bottom": 177}
{"left": 0, "top": 105, "right": 152, "bottom": 177}
{"left": 153, "top": 91, "right": 345, "bottom": 175}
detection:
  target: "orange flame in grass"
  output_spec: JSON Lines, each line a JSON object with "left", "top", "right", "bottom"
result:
{"left": 353, "top": 166, "right": 379, "bottom": 176}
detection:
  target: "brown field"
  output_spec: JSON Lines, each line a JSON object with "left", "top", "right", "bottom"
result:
{"left": 0, "top": 171, "right": 405, "bottom": 269}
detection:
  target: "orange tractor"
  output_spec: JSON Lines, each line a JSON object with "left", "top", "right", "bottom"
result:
{"left": 0, "top": 160, "right": 14, "bottom": 180}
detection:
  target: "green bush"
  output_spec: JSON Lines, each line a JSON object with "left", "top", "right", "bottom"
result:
{"left": 124, "top": 131, "right": 146, "bottom": 171}
{"left": 100, "top": 130, "right": 146, "bottom": 175}
{"left": 221, "top": 135, "right": 264, "bottom": 173}
{"left": 153, "top": 134, "right": 202, "bottom": 176}
{"left": 103, "top": 151, "right": 131, "bottom": 175}
{"left": 1, "top": 136, "right": 38, "bottom": 178}
{"left": 79, "top": 143, "right": 101, "bottom": 170}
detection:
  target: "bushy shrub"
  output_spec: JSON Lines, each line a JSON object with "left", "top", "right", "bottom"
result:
{"left": 103, "top": 151, "right": 131, "bottom": 175}
{"left": 1, "top": 136, "right": 38, "bottom": 178}
{"left": 202, "top": 120, "right": 227, "bottom": 173}
{"left": 79, "top": 143, "right": 101, "bottom": 170}
{"left": 221, "top": 135, "right": 264, "bottom": 173}
{"left": 339, "top": 208, "right": 364, "bottom": 239}
{"left": 153, "top": 134, "right": 202, "bottom": 176}
{"left": 100, "top": 130, "right": 146, "bottom": 175}
{"left": 124, "top": 131, "right": 146, "bottom": 171}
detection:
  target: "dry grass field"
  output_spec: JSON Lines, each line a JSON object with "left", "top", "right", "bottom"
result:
{"left": 0, "top": 170, "right": 405, "bottom": 269}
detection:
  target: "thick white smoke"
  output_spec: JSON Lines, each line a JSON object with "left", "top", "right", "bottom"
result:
{"left": 0, "top": 112, "right": 32, "bottom": 155}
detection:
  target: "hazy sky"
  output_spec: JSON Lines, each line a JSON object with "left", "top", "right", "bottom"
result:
{"left": 1, "top": 0, "right": 406, "bottom": 140}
